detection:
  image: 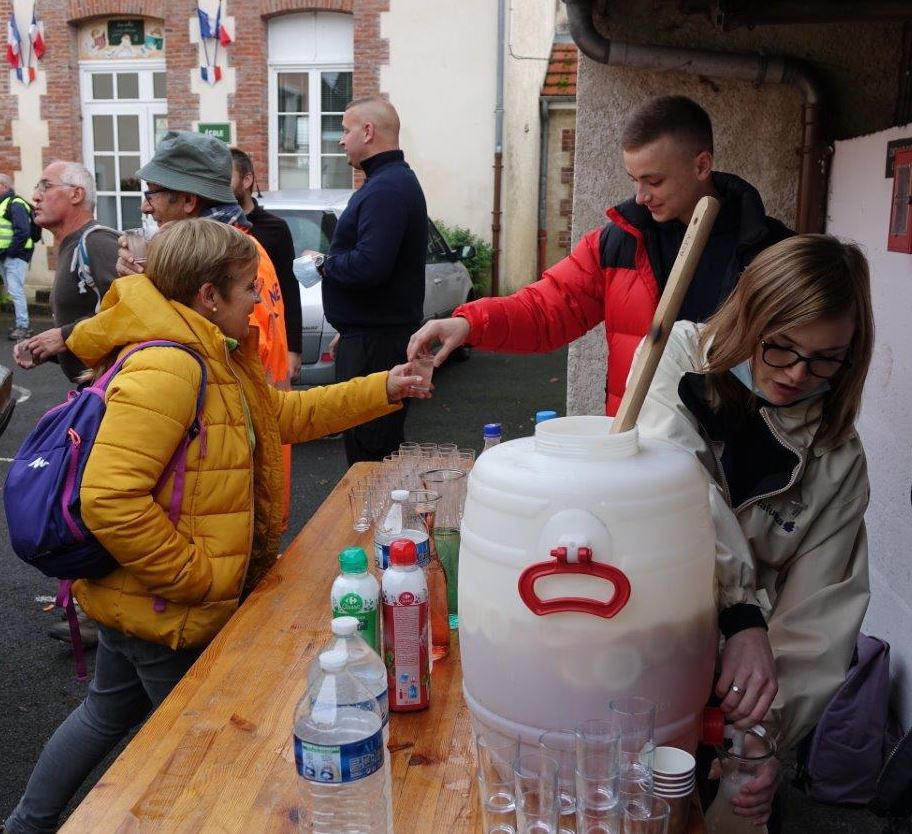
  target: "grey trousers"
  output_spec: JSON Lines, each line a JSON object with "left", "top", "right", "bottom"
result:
{"left": 5, "top": 625, "right": 202, "bottom": 834}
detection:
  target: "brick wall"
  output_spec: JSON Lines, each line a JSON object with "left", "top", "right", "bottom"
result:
{"left": 163, "top": 0, "right": 198, "bottom": 131}
{"left": 232, "top": 2, "right": 362, "bottom": 187}
{"left": 0, "top": 0, "right": 19, "bottom": 174}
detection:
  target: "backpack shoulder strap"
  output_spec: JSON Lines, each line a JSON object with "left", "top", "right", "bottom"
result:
{"left": 94, "top": 341, "right": 208, "bottom": 527}
{"left": 71, "top": 224, "right": 118, "bottom": 310}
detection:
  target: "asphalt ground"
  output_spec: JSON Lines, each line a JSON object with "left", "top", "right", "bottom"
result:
{"left": 0, "top": 312, "right": 887, "bottom": 832}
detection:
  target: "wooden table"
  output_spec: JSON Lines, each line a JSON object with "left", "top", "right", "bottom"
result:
{"left": 60, "top": 462, "right": 703, "bottom": 833}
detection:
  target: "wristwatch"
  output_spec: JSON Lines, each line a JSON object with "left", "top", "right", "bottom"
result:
{"left": 313, "top": 254, "right": 326, "bottom": 276}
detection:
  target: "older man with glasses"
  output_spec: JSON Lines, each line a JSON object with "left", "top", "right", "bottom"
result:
{"left": 15, "top": 161, "right": 118, "bottom": 383}
{"left": 13, "top": 160, "right": 118, "bottom": 651}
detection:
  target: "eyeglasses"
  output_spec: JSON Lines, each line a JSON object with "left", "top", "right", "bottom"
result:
{"left": 34, "top": 179, "right": 78, "bottom": 194}
{"left": 143, "top": 188, "right": 173, "bottom": 202}
{"left": 760, "top": 340, "right": 852, "bottom": 379}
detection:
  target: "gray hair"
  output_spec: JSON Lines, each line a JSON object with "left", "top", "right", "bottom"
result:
{"left": 0, "top": 173, "right": 13, "bottom": 190}
{"left": 58, "top": 161, "right": 96, "bottom": 208}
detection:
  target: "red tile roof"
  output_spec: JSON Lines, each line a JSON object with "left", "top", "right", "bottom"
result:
{"left": 542, "top": 41, "right": 578, "bottom": 98}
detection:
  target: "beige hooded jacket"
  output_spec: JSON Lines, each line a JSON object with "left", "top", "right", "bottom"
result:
{"left": 637, "top": 321, "right": 870, "bottom": 751}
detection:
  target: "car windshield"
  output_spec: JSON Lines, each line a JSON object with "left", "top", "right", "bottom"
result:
{"left": 268, "top": 208, "right": 337, "bottom": 256}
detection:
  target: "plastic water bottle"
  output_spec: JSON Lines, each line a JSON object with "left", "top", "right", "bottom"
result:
{"left": 482, "top": 422, "right": 502, "bottom": 453}
{"left": 294, "top": 650, "right": 390, "bottom": 833}
{"left": 374, "top": 489, "right": 432, "bottom": 572}
{"left": 312, "top": 616, "right": 389, "bottom": 738}
{"left": 382, "top": 539, "right": 430, "bottom": 712}
{"left": 331, "top": 547, "right": 381, "bottom": 655}
{"left": 311, "top": 616, "right": 394, "bottom": 834}
{"left": 373, "top": 490, "right": 407, "bottom": 571}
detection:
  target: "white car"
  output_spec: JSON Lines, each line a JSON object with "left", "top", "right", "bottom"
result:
{"left": 260, "top": 189, "right": 475, "bottom": 385}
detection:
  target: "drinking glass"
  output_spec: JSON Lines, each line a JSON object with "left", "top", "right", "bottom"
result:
{"left": 514, "top": 752, "right": 560, "bottom": 834}
{"left": 457, "top": 447, "right": 476, "bottom": 473}
{"left": 609, "top": 697, "right": 656, "bottom": 786}
{"left": 576, "top": 720, "right": 620, "bottom": 834}
{"left": 479, "top": 767, "right": 518, "bottom": 834}
{"left": 348, "top": 486, "right": 371, "bottom": 532}
{"left": 411, "top": 354, "right": 435, "bottom": 391}
{"left": 436, "top": 442, "right": 458, "bottom": 467}
{"left": 476, "top": 729, "right": 520, "bottom": 797}
{"left": 539, "top": 730, "right": 578, "bottom": 834}
{"left": 620, "top": 794, "right": 669, "bottom": 834}
{"left": 122, "top": 226, "right": 152, "bottom": 266}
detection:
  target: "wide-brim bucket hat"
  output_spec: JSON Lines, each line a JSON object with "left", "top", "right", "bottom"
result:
{"left": 137, "top": 130, "right": 235, "bottom": 204}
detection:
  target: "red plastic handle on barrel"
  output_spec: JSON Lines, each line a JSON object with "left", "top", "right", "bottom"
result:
{"left": 517, "top": 546, "right": 631, "bottom": 618}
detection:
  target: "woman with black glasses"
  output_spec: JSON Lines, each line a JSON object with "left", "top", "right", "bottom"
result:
{"left": 638, "top": 234, "right": 874, "bottom": 829}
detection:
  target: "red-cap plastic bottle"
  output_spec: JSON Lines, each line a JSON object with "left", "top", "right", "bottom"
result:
{"left": 382, "top": 539, "right": 430, "bottom": 712}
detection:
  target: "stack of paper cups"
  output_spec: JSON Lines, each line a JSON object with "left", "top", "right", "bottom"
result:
{"left": 653, "top": 747, "right": 696, "bottom": 834}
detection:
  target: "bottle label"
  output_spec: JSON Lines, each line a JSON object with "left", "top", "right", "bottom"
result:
{"left": 294, "top": 728, "right": 383, "bottom": 784}
{"left": 331, "top": 595, "right": 380, "bottom": 655}
{"left": 382, "top": 588, "right": 430, "bottom": 711}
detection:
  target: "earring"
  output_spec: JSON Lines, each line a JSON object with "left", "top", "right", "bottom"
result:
{"left": 212, "top": 306, "right": 217, "bottom": 312}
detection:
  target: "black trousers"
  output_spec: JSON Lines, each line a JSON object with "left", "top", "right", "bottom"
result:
{"left": 335, "top": 326, "right": 414, "bottom": 466}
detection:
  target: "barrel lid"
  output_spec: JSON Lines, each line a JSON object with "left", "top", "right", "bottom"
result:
{"left": 390, "top": 489, "right": 409, "bottom": 502}
{"left": 339, "top": 546, "right": 368, "bottom": 574}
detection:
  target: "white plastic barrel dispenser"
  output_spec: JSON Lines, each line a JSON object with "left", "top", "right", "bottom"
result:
{"left": 458, "top": 416, "right": 718, "bottom": 752}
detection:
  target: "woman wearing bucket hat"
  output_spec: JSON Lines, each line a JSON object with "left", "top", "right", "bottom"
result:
{"left": 637, "top": 234, "right": 873, "bottom": 829}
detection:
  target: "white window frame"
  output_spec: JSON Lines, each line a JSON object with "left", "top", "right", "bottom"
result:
{"left": 267, "top": 64, "right": 353, "bottom": 191}
{"left": 79, "top": 59, "right": 167, "bottom": 230}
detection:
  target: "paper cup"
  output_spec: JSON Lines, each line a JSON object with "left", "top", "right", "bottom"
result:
{"left": 653, "top": 746, "right": 695, "bottom": 778}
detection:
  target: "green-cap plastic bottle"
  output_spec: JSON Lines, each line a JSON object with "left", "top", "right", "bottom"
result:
{"left": 330, "top": 546, "right": 381, "bottom": 654}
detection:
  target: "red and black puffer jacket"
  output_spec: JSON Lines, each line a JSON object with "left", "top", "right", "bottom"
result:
{"left": 455, "top": 172, "right": 791, "bottom": 415}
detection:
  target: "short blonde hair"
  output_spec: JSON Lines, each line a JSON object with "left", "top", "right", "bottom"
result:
{"left": 700, "top": 234, "right": 874, "bottom": 446}
{"left": 146, "top": 218, "right": 258, "bottom": 306}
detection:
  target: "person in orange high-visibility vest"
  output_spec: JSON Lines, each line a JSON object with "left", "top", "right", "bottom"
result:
{"left": 245, "top": 232, "right": 292, "bottom": 528}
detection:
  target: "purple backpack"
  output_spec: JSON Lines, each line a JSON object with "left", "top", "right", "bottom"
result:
{"left": 800, "top": 633, "right": 891, "bottom": 806}
{"left": 4, "top": 340, "right": 207, "bottom": 679}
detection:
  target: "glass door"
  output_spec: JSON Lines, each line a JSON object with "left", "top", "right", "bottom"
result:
{"left": 80, "top": 63, "right": 167, "bottom": 230}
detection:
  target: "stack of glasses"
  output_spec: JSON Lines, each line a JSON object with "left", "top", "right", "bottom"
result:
{"left": 345, "top": 441, "right": 473, "bottom": 630}
{"left": 475, "top": 695, "right": 695, "bottom": 834}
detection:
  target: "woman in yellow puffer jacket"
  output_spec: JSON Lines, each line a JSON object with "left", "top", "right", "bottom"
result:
{"left": 3, "top": 218, "right": 431, "bottom": 834}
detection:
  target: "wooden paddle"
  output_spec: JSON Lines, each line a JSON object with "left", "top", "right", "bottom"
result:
{"left": 610, "top": 195, "right": 721, "bottom": 434}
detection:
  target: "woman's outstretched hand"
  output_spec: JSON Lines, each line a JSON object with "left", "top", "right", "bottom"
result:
{"left": 386, "top": 363, "right": 434, "bottom": 403}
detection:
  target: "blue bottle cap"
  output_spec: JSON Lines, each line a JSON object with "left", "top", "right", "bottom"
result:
{"left": 535, "top": 410, "right": 558, "bottom": 423}
{"left": 483, "top": 423, "right": 502, "bottom": 437}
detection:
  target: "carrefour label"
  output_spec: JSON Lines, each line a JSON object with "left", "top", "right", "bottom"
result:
{"left": 294, "top": 728, "right": 383, "bottom": 783}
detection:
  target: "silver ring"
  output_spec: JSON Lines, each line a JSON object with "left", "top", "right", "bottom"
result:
{"left": 730, "top": 684, "right": 744, "bottom": 695}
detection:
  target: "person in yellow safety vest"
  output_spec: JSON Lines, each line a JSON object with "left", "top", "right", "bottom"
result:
{"left": 0, "top": 173, "right": 37, "bottom": 341}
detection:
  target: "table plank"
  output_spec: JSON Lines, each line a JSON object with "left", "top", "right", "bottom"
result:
{"left": 59, "top": 462, "right": 701, "bottom": 833}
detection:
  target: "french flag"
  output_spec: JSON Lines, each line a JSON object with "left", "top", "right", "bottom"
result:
{"left": 200, "top": 65, "right": 222, "bottom": 85}
{"left": 7, "top": 14, "right": 21, "bottom": 69}
{"left": 29, "top": 11, "right": 45, "bottom": 60}
{"left": 197, "top": 4, "right": 232, "bottom": 45}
